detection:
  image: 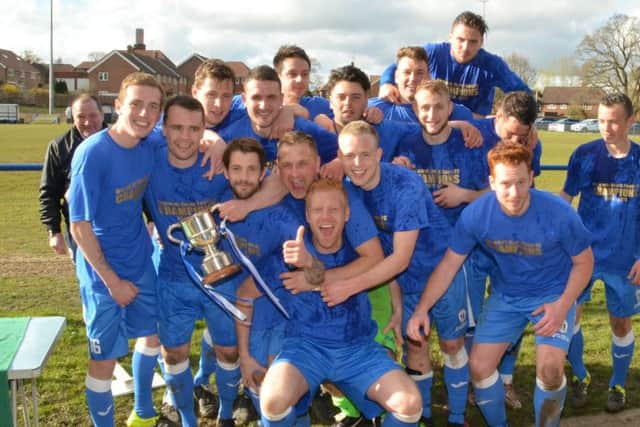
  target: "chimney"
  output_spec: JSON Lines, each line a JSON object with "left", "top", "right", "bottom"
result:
{"left": 134, "top": 28, "right": 146, "bottom": 50}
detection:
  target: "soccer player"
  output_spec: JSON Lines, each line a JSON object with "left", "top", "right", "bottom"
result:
{"left": 467, "top": 91, "right": 542, "bottom": 406}
{"left": 258, "top": 178, "right": 422, "bottom": 427}
{"left": 332, "top": 121, "right": 469, "bottom": 426}
{"left": 314, "top": 64, "right": 421, "bottom": 162}
{"left": 407, "top": 142, "right": 594, "bottom": 427}
{"left": 39, "top": 93, "right": 106, "bottom": 259}
{"left": 368, "top": 47, "right": 473, "bottom": 123}
{"left": 378, "top": 11, "right": 530, "bottom": 117}
{"left": 191, "top": 59, "right": 244, "bottom": 133}
{"left": 218, "top": 65, "right": 339, "bottom": 169}
{"left": 394, "top": 79, "right": 489, "bottom": 226}
{"left": 560, "top": 93, "right": 640, "bottom": 412}
{"left": 68, "top": 72, "right": 165, "bottom": 427}
{"left": 272, "top": 45, "right": 332, "bottom": 120}
{"left": 276, "top": 130, "right": 383, "bottom": 285}
{"left": 143, "top": 95, "right": 230, "bottom": 427}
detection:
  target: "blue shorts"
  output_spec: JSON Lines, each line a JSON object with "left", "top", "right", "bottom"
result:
{"left": 273, "top": 337, "right": 401, "bottom": 418}
{"left": 467, "top": 252, "right": 490, "bottom": 323}
{"left": 596, "top": 271, "right": 640, "bottom": 318}
{"left": 474, "top": 292, "right": 575, "bottom": 352}
{"left": 158, "top": 276, "right": 237, "bottom": 348}
{"left": 402, "top": 267, "right": 468, "bottom": 341}
{"left": 80, "top": 261, "right": 158, "bottom": 360}
{"left": 250, "top": 323, "right": 285, "bottom": 367}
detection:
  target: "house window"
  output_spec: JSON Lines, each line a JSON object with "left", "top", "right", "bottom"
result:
{"left": 583, "top": 105, "right": 593, "bottom": 111}
{"left": 547, "top": 104, "right": 557, "bottom": 110}
{"left": 98, "top": 72, "right": 109, "bottom": 81}
{"left": 560, "top": 104, "right": 568, "bottom": 110}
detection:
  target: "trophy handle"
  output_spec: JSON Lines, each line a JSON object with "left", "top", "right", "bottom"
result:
{"left": 167, "top": 223, "right": 183, "bottom": 245}
{"left": 210, "top": 203, "right": 221, "bottom": 215}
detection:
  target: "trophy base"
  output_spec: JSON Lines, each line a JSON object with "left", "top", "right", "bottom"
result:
{"left": 202, "top": 264, "right": 241, "bottom": 285}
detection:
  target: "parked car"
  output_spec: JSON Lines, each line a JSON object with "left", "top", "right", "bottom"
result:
{"left": 534, "top": 117, "right": 556, "bottom": 130}
{"left": 570, "top": 118, "right": 599, "bottom": 132}
{"left": 548, "top": 118, "right": 580, "bottom": 132}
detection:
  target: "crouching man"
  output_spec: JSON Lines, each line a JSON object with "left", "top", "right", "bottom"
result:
{"left": 259, "top": 179, "right": 422, "bottom": 427}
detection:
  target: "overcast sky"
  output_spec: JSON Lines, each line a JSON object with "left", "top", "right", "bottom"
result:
{"left": 3, "top": 0, "right": 639, "bottom": 82}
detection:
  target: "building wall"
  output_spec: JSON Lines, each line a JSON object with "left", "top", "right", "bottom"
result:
{"left": 89, "top": 55, "right": 136, "bottom": 97}
{"left": 177, "top": 56, "right": 204, "bottom": 92}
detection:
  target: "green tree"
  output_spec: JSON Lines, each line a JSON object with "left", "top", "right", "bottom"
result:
{"left": 54, "top": 80, "right": 68, "bottom": 94}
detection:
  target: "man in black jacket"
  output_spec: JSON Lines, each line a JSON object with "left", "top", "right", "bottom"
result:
{"left": 39, "top": 93, "right": 106, "bottom": 259}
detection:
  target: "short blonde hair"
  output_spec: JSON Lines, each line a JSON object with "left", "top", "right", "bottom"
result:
{"left": 339, "top": 120, "right": 379, "bottom": 148}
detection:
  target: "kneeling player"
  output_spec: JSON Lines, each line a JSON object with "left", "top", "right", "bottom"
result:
{"left": 259, "top": 179, "right": 422, "bottom": 427}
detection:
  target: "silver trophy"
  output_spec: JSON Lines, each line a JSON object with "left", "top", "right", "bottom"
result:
{"left": 167, "top": 204, "right": 240, "bottom": 285}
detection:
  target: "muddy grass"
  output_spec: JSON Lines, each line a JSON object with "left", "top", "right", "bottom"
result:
{"left": 0, "top": 253, "right": 75, "bottom": 277}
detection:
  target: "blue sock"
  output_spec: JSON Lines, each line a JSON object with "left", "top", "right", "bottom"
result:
{"left": 498, "top": 336, "right": 522, "bottom": 378}
{"left": 443, "top": 348, "right": 469, "bottom": 424}
{"left": 567, "top": 324, "right": 588, "bottom": 381}
{"left": 247, "top": 387, "right": 262, "bottom": 418}
{"left": 533, "top": 376, "right": 566, "bottom": 427}
{"left": 216, "top": 359, "right": 241, "bottom": 420}
{"left": 296, "top": 412, "right": 311, "bottom": 427}
{"left": 157, "top": 355, "right": 178, "bottom": 407}
{"left": 473, "top": 371, "right": 507, "bottom": 427}
{"left": 132, "top": 342, "right": 160, "bottom": 418}
{"left": 382, "top": 412, "right": 418, "bottom": 427}
{"left": 164, "top": 360, "right": 197, "bottom": 427}
{"left": 194, "top": 329, "right": 216, "bottom": 386}
{"left": 409, "top": 370, "right": 433, "bottom": 418}
{"left": 261, "top": 406, "right": 296, "bottom": 427}
{"left": 610, "top": 331, "right": 635, "bottom": 388}
{"left": 85, "top": 375, "right": 115, "bottom": 427}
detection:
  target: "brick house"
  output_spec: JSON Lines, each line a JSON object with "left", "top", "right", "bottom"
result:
{"left": 176, "top": 53, "right": 208, "bottom": 93}
{"left": 0, "top": 48, "right": 41, "bottom": 90}
{"left": 540, "top": 86, "right": 605, "bottom": 118}
{"left": 177, "top": 54, "right": 249, "bottom": 93}
{"left": 53, "top": 63, "right": 90, "bottom": 92}
{"left": 87, "top": 29, "right": 186, "bottom": 102}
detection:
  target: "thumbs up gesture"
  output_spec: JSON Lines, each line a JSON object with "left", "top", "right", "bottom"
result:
{"left": 283, "top": 225, "right": 312, "bottom": 269}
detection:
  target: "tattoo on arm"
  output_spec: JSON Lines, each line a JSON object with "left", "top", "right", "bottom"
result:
{"left": 304, "top": 257, "right": 325, "bottom": 286}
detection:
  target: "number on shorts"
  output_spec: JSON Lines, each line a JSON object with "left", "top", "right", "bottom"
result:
{"left": 89, "top": 338, "right": 102, "bottom": 355}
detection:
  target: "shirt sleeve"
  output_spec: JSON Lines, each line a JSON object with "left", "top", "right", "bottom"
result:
{"left": 295, "top": 119, "right": 338, "bottom": 165}
{"left": 562, "top": 148, "right": 584, "bottom": 197}
{"left": 449, "top": 204, "right": 479, "bottom": 256}
{"left": 380, "top": 63, "right": 397, "bottom": 86}
{"left": 39, "top": 138, "right": 65, "bottom": 232}
{"left": 68, "top": 145, "right": 102, "bottom": 223}
{"left": 492, "top": 55, "right": 532, "bottom": 94}
{"left": 558, "top": 204, "right": 592, "bottom": 257}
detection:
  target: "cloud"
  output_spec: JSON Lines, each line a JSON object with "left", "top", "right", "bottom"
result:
{"left": 2, "top": 0, "right": 639, "bottom": 85}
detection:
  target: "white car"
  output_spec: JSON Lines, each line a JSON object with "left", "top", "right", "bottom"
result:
{"left": 548, "top": 118, "right": 580, "bottom": 132}
{"left": 571, "top": 119, "right": 599, "bottom": 132}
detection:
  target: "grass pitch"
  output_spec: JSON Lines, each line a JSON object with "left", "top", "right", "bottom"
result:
{"left": 1, "top": 124, "right": 639, "bottom": 426}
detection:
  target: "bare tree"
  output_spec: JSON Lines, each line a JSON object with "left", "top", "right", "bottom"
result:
{"left": 308, "top": 57, "right": 323, "bottom": 92}
{"left": 21, "top": 50, "right": 42, "bottom": 64}
{"left": 88, "top": 51, "right": 107, "bottom": 62}
{"left": 504, "top": 53, "right": 537, "bottom": 88}
{"left": 577, "top": 14, "right": 640, "bottom": 112}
